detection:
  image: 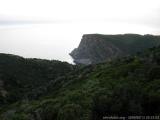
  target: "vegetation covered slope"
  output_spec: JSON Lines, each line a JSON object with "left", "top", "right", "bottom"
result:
{"left": 70, "top": 34, "right": 160, "bottom": 64}
{"left": 0, "top": 53, "right": 74, "bottom": 106}
{"left": 1, "top": 46, "right": 160, "bottom": 120}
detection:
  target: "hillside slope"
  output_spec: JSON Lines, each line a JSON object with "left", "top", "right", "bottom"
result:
{"left": 0, "top": 46, "right": 160, "bottom": 120}
{"left": 70, "top": 34, "right": 160, "bottom": 64}
{"left": 0, "top": 53, "right": 74, "bottom": 106}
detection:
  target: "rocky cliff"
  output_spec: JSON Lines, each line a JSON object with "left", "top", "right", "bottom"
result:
{"left": 70, "top": 34, "right": 160, "bottom": 65}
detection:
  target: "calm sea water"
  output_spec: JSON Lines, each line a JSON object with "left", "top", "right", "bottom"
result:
{"left": 0, "top": 22, "right": 156, "bottom": 63}
{"left": 0, "top": 23, "right": 83, "bottom": 63}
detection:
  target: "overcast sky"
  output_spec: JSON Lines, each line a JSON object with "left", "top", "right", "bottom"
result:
{"left": 0, "top": 0, "right": 160, "bottom": 62}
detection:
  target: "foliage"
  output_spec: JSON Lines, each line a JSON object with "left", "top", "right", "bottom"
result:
{"left": 1, "top": 46, "right": 160, "bottom": 120}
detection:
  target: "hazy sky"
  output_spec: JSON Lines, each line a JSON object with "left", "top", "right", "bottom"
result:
{"left": 0, "top": 0, "right": 160, "bottom": 62}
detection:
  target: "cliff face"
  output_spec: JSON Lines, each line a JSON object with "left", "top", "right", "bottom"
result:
{"left": 70, "top": 34, "right": 160, "bottom": 65}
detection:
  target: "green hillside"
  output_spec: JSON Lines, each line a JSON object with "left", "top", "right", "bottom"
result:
{"left": 70, "top": 34, "right": 160, "bottom": 64}
{"left": 0, "top": 46, "right": 160, "bottom": 120}
{"left": 0, "top": 53, "right": 74, "bottom": 106}
{"left": 102, "top": 34, "right": 160, "bottom": 54}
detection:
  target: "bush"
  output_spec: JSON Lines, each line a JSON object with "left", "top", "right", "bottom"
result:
{"left": 57, "top": 104, "right": 83, "bottom": 120}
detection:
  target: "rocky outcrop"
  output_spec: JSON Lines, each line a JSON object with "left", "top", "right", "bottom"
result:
{"left": 70, "top": 34, "right": 160, "bottom": 65}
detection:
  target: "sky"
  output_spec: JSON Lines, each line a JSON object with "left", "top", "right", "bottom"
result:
{"left": 0, "top": 0, "right": 160, "bottom": 63}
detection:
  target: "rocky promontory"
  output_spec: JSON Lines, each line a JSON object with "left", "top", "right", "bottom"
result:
{"left": 70, "top": 34, "right": 160, "bottom": 65}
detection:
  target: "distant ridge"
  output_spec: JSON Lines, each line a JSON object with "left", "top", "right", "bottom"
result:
{"left": 70, "top": 34, "right": 160, "bottom": 65}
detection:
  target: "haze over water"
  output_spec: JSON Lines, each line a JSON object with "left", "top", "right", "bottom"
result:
{"left": 0, "top": 0, "right": 160, "bottom": 63}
